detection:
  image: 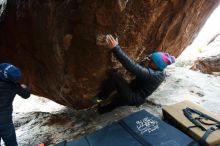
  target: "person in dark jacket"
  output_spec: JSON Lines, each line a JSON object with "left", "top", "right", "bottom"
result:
{"left": 0, "top": 63, "right": 30, "bottom": 146}
{"left": 94, "top": 35, "right": 175, "bottom": 114}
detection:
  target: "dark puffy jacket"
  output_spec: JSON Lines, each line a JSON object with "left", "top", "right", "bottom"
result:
{"left": 112, "top": 45, "right": 165, "bottom": 98}
{"left": 0, "top": 79, "right": 30, "bottom": 124}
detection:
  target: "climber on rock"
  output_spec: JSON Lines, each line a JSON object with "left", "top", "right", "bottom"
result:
{"left": 93, "top": 34, "right": 175, "bottom": 114}
{"left": 0, "top": 63, "right": 30, "bottom": 146}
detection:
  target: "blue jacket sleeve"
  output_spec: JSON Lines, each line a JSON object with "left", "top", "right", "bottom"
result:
{"left": 16, "top": 83, "right": 31, "bottom": 99}
{"left": 111, "top": 45, "right": 151, "bottom": 79}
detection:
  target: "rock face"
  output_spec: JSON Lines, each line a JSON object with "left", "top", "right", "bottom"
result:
{"left": 191, "top": 54, "right": 220, "bottom": 75}
{"left": 0, "top": 0, "right": 220, "bottom": 109}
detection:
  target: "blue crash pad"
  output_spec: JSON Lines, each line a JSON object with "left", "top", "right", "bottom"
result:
{"left": 56, "top": 110, "right": 198, "bottom": 146}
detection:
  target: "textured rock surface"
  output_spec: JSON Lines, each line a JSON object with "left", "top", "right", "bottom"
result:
{"left": 191, "top": 54, "right": 220, "bottom": 75}
{"left": 13, "top": 66, "right": 220, "bottom": 145}
{"left": 0, "top": 0, "right": 220, "bottom": 109}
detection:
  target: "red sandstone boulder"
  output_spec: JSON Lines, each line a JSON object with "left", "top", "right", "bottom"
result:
{"left": 0, "top": 0, "right": 219, "bottom": 109}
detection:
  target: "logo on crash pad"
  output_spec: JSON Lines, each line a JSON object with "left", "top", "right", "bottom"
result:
{"left": 136, "top": 117, "right": 159, "bottom": 134}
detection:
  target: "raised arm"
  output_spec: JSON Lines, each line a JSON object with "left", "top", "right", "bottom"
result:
{"left": 16, "top": 83, "right": 31, "bottom": 99}
{"left": 106, "top": 35, "right": 151, "bottom": 79}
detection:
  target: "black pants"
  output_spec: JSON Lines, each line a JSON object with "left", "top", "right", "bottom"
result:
{"left": 97, "top": 72, "right": 145, "bottom": 113}
{"left": 0, "top": 122, "right": 18, "bottom": 146}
